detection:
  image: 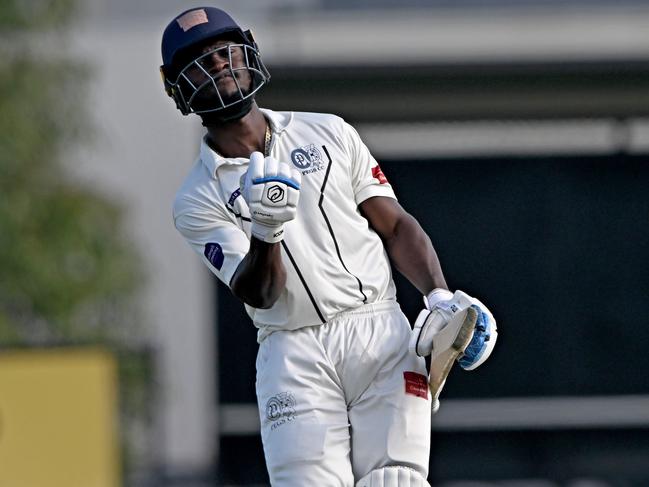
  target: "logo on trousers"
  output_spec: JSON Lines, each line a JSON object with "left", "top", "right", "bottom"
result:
{"left": 266, "top": 392, "right": 297, "bottom": 430}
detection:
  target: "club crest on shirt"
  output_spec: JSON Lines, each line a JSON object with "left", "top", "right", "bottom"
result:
{"left": 290, "top": 143, "right": 326, "bottom": 175}
{"left": 266, "top": 391, "right": 297, "bottom": 430}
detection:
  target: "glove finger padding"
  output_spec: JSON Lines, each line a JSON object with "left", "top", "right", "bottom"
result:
{"left": 277, "top": 160, "right": 292, "bottom": 180}
{"left": 263, "top": 155, "right": 279, "bottom": 177}
{"left": 241, "top": 151, "right": 302, "bottom": 243}
{"left": 247, "top": 151, "right": 265, "bottom": 183}
{"left": 409, "top": 290, "right": 474, "bottom": 357}
{"left": 409, "top": 308, "right": 446, "bottom": 357}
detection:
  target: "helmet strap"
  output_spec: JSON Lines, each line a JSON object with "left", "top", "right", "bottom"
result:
{"left": 199, "top": 96, "right": 254, "bottom": 126}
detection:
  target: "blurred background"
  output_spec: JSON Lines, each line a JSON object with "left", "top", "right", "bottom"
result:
{"left": 0, "top": 0, "right": 648, "bottom": 486}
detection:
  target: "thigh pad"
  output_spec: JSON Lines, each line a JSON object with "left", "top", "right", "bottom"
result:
{"left": 355, "top": 466, "right": 430, "bottom": 487}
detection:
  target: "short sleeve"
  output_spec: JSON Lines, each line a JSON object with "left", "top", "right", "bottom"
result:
{"left": 174, "top": 203, "right": 249, "bottom": 287}
{"left": 343, "top": 121, "right": 397, "bottom": 205}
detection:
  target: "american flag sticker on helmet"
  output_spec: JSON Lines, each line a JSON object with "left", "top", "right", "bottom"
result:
{"left": 176, "top": 9, "right": 209, "bottom": 32}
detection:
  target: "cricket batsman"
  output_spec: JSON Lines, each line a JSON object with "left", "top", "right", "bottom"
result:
{"left": 161, "top": 6, "right": 498, "bottom": 486}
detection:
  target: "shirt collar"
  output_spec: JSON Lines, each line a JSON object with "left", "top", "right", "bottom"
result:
{"left": 199, "top": 108, "right": 293, "bottom": 178}
{"left": 261, "top": 107, "right": 292, "bottom": 134}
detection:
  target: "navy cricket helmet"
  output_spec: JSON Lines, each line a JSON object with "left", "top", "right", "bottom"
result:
{"left": 160, "top": 7, "right": 270, "bottom": 121}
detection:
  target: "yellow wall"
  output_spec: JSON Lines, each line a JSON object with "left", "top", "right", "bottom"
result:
{"left": 0, "top": 348, "right": 120, "bottom": 487}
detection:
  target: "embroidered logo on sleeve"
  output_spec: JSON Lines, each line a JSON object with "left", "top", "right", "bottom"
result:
{"left": 176, "top": 9, "right": 209, "bottom": 32}
{"left": 403, "top": 371, "right": 428, "bottom": 399}
{"left": 204, "top": 242, "right": 224, "bottom": 270}
{"left": 372, "top": 165, "right": 388, "bottom": 184}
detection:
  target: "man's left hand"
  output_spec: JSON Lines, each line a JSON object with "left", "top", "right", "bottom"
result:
{"left": 409, "top": 288, "right": 498, "bottom": 370}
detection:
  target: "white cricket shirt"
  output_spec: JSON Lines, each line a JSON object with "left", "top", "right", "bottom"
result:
{"left": 173, "top": 109, "right": 398, "bottom": 340}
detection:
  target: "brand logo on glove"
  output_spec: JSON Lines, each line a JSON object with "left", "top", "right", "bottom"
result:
{"left": 267, "top": 185, "right": 285, "bottom": 203}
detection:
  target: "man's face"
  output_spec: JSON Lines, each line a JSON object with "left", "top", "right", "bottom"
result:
{"left": 176, "top": 38, "right": 254, "bottom": 111}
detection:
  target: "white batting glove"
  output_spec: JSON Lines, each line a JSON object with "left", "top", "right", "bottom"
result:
{"left": 409, "top": 288, "right": 498, "bottom": 413}
{"left": 409, "top": 288, "right": 498, "bottom": 370}
{"left": 240, "top": 152, "right": 301, "bottom": 243}
{"left": 410, "top": 288, "right": 463, "bottom": 357}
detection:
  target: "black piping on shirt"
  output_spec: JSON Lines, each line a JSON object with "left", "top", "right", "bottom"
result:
{"left": 226, "top": 206, "right": 251, "bottom": 222}
{"left": 318, "top": 145, "right": 368, "bottom": 304}
{"left": 227, "top": 201, "right": 325, "bottom": 323}
{"left": 280, "top": 240, "right": 326, "bottom": 323}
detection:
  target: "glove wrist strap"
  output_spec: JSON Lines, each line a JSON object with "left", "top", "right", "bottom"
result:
{"left": 251, "top": 221, "right": 285, "bottom": 243}
{"left": 424, "top": 288, "right": 453, "bottom": 310}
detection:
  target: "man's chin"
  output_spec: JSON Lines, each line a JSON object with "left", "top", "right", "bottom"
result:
{"left": 190, "top": 88, "right": 251, "bottom": 113}
{"left": 199, "top": 97, "right": 255, "bottom": 125}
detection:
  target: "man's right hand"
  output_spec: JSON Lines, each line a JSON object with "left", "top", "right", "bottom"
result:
{"left": 240, "top": 151, "right": 302, "bottom": 243}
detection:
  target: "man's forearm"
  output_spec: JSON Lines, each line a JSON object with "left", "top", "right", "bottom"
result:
{"left": 230, "top": 238, "right": 286, "bottom": 309}
{"left": 384, "top": 213, "right": 448, "bottom": 295}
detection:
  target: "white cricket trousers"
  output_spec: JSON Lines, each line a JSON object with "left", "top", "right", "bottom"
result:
{"left": 255, "top": 301, "right": 432, "bottom": 486}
